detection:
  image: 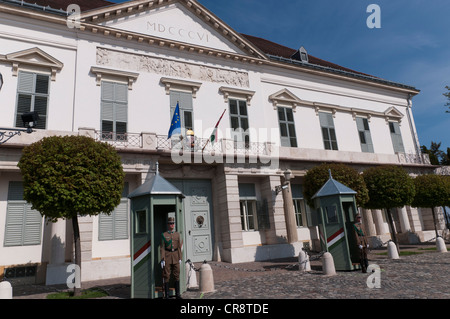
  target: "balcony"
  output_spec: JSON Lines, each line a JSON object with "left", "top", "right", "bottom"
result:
{"left": 55, "top": 128, "right": 431, "bottom": 167}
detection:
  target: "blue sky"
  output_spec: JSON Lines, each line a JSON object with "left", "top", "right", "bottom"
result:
{"left": 109, "top": 0, "right": 450, "bottom": 151}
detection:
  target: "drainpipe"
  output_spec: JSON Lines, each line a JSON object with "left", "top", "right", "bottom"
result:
{"left": 406, "top": 93, "right": 422, "bottom": 163}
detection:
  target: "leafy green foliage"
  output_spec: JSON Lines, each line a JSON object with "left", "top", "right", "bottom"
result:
{"left": 362, "top": 165, "right": 415, "bottom": 210}
{"left": 18, "top": 135, "right": 124, "bottom": 221}
{"left": 303, "top": 163, "right": 369, "bottom": 208}
{"left": 412, "top": 174, "right": 450, "bottom": 208}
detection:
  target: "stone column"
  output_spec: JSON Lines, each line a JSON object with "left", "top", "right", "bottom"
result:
{"left": 282, "top": 182, "right": 298, "bottom": 244}
{"left": 372, "top": 209, "right": 385, "bottom": 235}
{"left": 45, "top": 219, "right": 69, "bottom": 285}
{"left": 361, "top": 208, "right": 376, "bottom": 237}
{"left": 397, "top": 206, "right": 411, "bottom": 233}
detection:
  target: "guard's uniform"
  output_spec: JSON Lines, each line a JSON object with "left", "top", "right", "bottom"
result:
{"left": 160, "top": 230, "right": 183, "bottom": 282}
{"left": 353, "top": 222, "right": 369, "bottom": 272}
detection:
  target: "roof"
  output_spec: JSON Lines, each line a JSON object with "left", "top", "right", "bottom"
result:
{"left": 21, "top": 0, "right": 114, "bottom": 12}
{"left": 128, "top": 170, "right": 184, "bottom": 199}
{"left": 0, "top": 0, "right": 419, "bottom": 92}
{"left": 241, "top": 33, "right": 374, "bottom": 78}
{"left": 312, "top": 171, "right": 357, "bottom": 199}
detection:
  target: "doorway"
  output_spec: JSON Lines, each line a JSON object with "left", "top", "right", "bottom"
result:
{"left": 169, "top": 180, "right": 214, "bottom": 263}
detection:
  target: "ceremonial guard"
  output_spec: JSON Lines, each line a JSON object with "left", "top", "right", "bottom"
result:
{"left": 353, "top": 214, "right": 369, "bottom": 273}
{"left": 160, "top": 217, "right": 183, "bottom": 299}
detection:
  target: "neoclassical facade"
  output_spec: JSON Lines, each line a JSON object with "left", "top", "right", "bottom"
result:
{"left": 0, "top": 0, "right": 447, "bottom": 285}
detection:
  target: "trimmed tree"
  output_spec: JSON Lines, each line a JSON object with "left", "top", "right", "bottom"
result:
{"left": 18, "top": 135, "right": 124, "bottom": 296}
{"left": 412, "top": 174, "right": 450, "bottom": 238}
{"left": 362, "top": 165, "right": 415, "bottom": 249}
{"left": 303, "top": 163, "right": 369, "bottom": 208}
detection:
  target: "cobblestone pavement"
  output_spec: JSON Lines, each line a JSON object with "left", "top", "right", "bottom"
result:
{"left": 11, "top": 244, "right": 450, "bottom": 299}
{"left": 184, "top": 252, "right": 450, "bottom": 299}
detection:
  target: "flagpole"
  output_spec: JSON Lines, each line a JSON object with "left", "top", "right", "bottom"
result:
{"left": 202, "top": 109, "right": 227, "bottom": 152}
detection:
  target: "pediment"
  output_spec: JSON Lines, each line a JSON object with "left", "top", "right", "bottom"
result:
{"left": 81, "top": 0, "right": 267, "bottom": 60}
{"left": 269, "top": 89, "right": 303, "bottom": 111}
{"left": 384, "top": 107, "right": 403, "bottom": 119}
{"left": 0, "top": 47, "right": 63, "bottom": 80}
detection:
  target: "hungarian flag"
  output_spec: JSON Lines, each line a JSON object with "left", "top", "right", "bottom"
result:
{"left": 209, "top": 109, "right": 227, "bottom": 146}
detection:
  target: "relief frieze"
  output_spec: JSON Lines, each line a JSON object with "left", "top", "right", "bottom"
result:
{"left": 96, "top": 48, "right": 250, "bottom": 88}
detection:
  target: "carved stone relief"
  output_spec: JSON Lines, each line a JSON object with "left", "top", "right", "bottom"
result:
{"left": 96, "top": 48, "right": 250, "bottom": 88}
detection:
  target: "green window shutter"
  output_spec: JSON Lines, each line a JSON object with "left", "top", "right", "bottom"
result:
{"left": 5, "top": 182, "right": 42, "bottom": 247}
{"left": 356, "top": 117, "right": 374, "bottom": 153}
{"left": 319, "top": 112, "right": 338, "bottom": 150}
{"left": 98, "top": 183, "right": 129, "bottom": 241}
{"left": 16, "top": 71, "right": 49, "bottom": 129}
{"left": 278, "top": 107, "right": 297, "bottom": 147}
{"left": 114, "top": 199, "right": 129, "bottom": 240}
{"left": 23, "top": 205, "right": 43, "bottom": 246}
{"left": 305, "top": 204, "right": 319, "bottom": 227}
{"left": 389, "top": 122, "right": 405, "bottom": 153}
{"left": 170, "top": 91, "right": 194, "bottom": 132}
{"left": 256, "top": 199, "right": 270, "bottom": 230}
{"left": 99, "top": 212, "right": 114, "bottom": 241}
{"left": 101, "top": 82, "right": 128, "bottom": 137}
{"left": 4, "top": 203, "right": 25, "bottom": 247}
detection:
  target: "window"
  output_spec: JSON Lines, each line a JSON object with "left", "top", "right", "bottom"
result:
{"left": 240, "top": 200, "right": 257, "bottom": 231}
{"left": 389, "top": 122, "right": 405, "bottom": 153}
{"left": 292, "top": 184, "right": 305, "bottom": 227}
{"left": 15, "top": 71, "right": 49, "bottom": 129}
{"left": 356, "top": 117, "right": 374, "bottom": 153}
{"left": 4, "top": 182, "right": 42, "bottom": 247}
{"left": 229, "top": 99, "right": 250, "bottom": 148}
{"left": 239, "top": 183, "right": 257, "bottom": 231}
{"left": 101, "top": 81, "right": 128, "bottom": 141}
{"left": 170, "top": 90, "right": 194, "bottom": 134}
{"left": 319, "top": 112, "right": 338, "bottom": 150}
{"left": 135, "top": 210, "right": 147, "bottom": 235}
{"left": 326, "top": 205, "right": 339, "bottom": 224}
{"left": 99, "top": 183, "right": 129, "bottom": 241}
{"left": 278, "top": 107, "right": 298, "bottom": 147}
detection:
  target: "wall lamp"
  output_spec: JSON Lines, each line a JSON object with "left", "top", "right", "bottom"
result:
{"left": 275, "top": 169, "right": 294, "bottom": 195}
{"left": 0, "top": 111, "right": 39, "bottom": 145}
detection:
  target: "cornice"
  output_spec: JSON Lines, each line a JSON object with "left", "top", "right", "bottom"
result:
{"left": 0, "top": 1, "right": 420, "bottom": 96}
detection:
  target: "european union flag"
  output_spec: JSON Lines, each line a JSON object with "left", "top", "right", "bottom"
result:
{"left": 168, "top": 102, "right": 181, "bottom": 139}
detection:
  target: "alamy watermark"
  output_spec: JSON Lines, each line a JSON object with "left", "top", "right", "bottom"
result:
{"left": 66, "top": 264, "right": 81, "bottom": 289}
{"left": 366, "top": 4, "right": 381, "bottom": 29}
{"left": 66, "top": 4, "right": 81, "bottom": 29}
{"left": 366, "top": 264, "right": 381, "bottom": 289}
{"left": 170, "top": 124, "right": 281, "bottom": 169}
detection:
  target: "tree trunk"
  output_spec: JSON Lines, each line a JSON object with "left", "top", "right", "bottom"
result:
{"left": 72, "top": 215, "right": 82, "bottom": 297}
{"left": 386, "top": 208, "right": 399, "bottom": 253}
{"left": 431, "top": 207, "right": 439, "bottom": 239}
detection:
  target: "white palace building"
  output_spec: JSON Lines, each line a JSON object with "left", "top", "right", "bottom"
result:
{"left": 0, "top": 0, "right": 447, "bottom": 285}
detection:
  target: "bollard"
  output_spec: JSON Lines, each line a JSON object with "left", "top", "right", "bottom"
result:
{"left": 387, "top": 241, "right": 400, "bottom": 259}
{"left": 199, "top": 263, "right": 215, "bottom": 293}
{"left": 186, "top": 264, "right": 198, "bottom": 289}
{"left": 298, "top": 250, "right": 311, "bottom": 272}
{"left": 436, "top": 237, "right": 448, "bottom": 253}
{"left": 322, "top": 252, "right": 336, "bottom": 276}
{"left": 0, "top": 281, "right": 13, "bottom": 299}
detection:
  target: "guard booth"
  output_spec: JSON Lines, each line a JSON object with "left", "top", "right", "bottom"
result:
{"left": 128, "top": 166, "right": 186, "bottom": 299}
{"left": 312, "top": 171, "right": 361, "bottom": 271}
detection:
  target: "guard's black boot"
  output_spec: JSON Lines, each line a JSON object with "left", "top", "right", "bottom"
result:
{"left": 164, "top": 282, "right": 170, "bottom": 299}
{"left": 175, "top": 281, "right": 182, "bottom": 299}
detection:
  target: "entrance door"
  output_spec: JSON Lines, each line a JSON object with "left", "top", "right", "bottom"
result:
{"left": 170, "top": 180, "right": 214, "bottom": 263}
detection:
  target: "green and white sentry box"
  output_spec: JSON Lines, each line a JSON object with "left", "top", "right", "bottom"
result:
{"left": 312, "top": 171, "right": 361, "bottom": 271}
{"left": 128, "top": 167, "right": 186, "bottom": 299}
